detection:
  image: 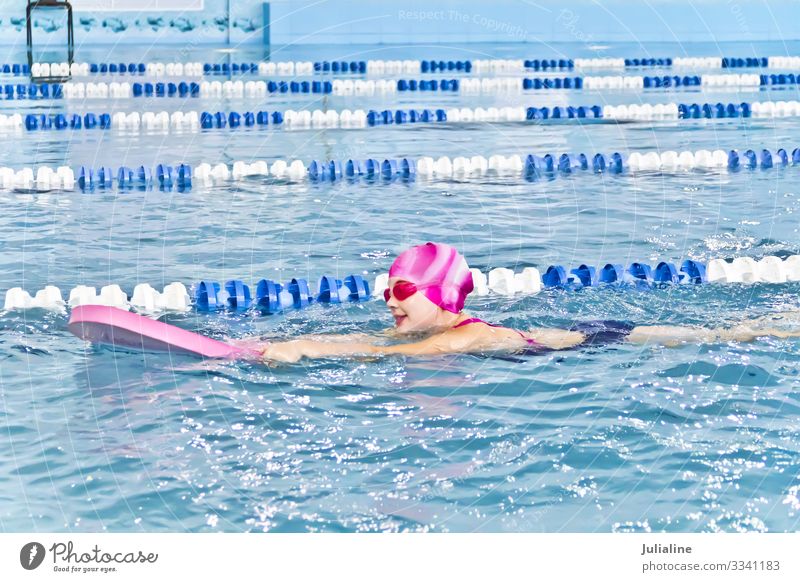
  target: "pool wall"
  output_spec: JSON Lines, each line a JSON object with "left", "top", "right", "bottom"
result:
{"left": 2, "top": 0, "right": 798, "bottom": 47}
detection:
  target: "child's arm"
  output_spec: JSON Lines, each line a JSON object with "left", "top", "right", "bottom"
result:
{"left": 294, "top": 332, "right": 379, "bottom": 343}
{"left": 262, "top": 327, "right": 483, "bottom": 363}
{"left": 626, "top": 322, "right": 800, "bottom": 347}
{"left": 227, "top": 332, "right": 380, "bottom": 353}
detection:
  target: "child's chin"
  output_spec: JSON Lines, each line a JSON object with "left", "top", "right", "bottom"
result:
{"left": 395, "top": 319, "right": 414, "bottom": 332}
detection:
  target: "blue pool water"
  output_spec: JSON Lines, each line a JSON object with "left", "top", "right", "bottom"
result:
{"left": 2, "top": 41, "right": 800, "bottom": 532}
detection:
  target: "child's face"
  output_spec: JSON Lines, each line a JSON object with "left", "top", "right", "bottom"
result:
{"left": 385, "top": 278, "right": 443, "bottom": 333}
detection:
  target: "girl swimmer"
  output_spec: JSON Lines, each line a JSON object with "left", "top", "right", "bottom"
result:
{"left": 259, "top": 242, "right": 800, "bottom": 363}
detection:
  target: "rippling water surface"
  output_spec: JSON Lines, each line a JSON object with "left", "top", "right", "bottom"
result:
{"left": 1, "top": 41, "right": 800, "bottom": 532}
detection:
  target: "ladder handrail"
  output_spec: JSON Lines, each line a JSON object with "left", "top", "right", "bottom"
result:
{"left": 26, "top": 0, "right": 74, "bottom": 83}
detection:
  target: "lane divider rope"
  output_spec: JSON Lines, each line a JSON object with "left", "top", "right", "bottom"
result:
{"left": 15, "top": 99, "right": 800, "bottom": 134}
{"left": 4, "top": 74, "right": 795, "bottom": 102}
{"left": 10, "top": 99, "right": 786, "bottom": 134}
{"left": 4, "top": 146, "right": 800, "bottom": 191}
{"left": 19, "top": 57, "right": 800, "bottom": 80}
{"left": 5, "top": 255, "right": 800, "bottom": 315}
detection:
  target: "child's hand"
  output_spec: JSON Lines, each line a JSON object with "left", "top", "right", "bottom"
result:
{"left": 261, "top": 340, "right": 305, "bottom": 363}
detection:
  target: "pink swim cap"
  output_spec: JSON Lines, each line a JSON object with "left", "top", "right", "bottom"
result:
{"left": 389, "top": 242, "right": 474, "bottom": 313}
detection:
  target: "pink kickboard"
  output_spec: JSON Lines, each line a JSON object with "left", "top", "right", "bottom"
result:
{"left": 68, "top": 305, "right": 260, "bottom": 360}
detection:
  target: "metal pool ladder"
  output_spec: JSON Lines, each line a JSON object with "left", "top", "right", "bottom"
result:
{"left": 26, "top": 0, "right": 74, "bottom": 83}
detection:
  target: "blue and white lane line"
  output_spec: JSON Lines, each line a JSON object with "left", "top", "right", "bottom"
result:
{"left": 3, "top": 255, "right": 799, "bottom": 316}
{"left": 14, "top": 99, "right": 800, "bottom": 135}
{"left": 4, "top": 146, "right": 800, "bottom": 191}
{"left": 20, "top": 56, "right": 800, "bottom": 80}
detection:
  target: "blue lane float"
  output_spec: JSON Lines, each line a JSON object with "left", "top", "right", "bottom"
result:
{"left": 759, "top": 74, "right": 800, "bottom": 86}
{"left": 195, "top": 274, "right": 371, "bottom": 313}
{"left": 522, "top": 77, "right": 584, "bottom": 90}
{"left": 396, "top": 79, "right": 461, "bottom": 92}
{"left": 202, "top": 62, "right": 259, "bottom": 74}
{"left": 642, "top": 75, "right": 701, "bottom": 87}
{"left": 722, "top": 57, "right": 770, "bottom": 68}
{"left": 674, "top": 102, "right": 752, "bottom": 119}
{"left": 538, "top": 260, "right": 708, "bottom": 287}
{"left": 420, "top": 60, "right": 472, "bottom": 73}
{"left": 622, "top": 58, "right": 673, "bottom": 67}
{"left": 0, "top": 64, "right": 31, "bottom": 76}
{"left": 365, "top": 108, "right": 449, "bottom": 125}
{"left": 314, "top": 60, "right": 368, "bottom": 74}
{"left": 131, "top": 82, "right": 202, "bottom": 97}
{"left": 0, "top": 83, "right": 64, "bottom": 99}
{"left": 525, "top": 105, "right": 603, "bottom": 120}
{"left": 523, "top": 59, "right": 575, "bottom": 70}
{"left": 72, "top": 164, "right": 192, "bottom": 191}
{"left": 89, "top": 62, "right": 148, "bottom": 74}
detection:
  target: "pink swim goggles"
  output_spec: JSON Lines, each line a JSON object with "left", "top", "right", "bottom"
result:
{"left": 383, "top": 280, "right": 420, "bottom": 302}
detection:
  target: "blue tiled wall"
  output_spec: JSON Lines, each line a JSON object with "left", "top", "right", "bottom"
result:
{"left": 0, "top": 0, "right": 262, "bottom": 46}
{"left": 1, "top": 0, "right": 797, "bottom": 47}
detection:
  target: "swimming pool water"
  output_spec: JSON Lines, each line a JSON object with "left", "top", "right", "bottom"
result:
{"left": 2, "top": 41, "right": 800, "bottom": 532}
